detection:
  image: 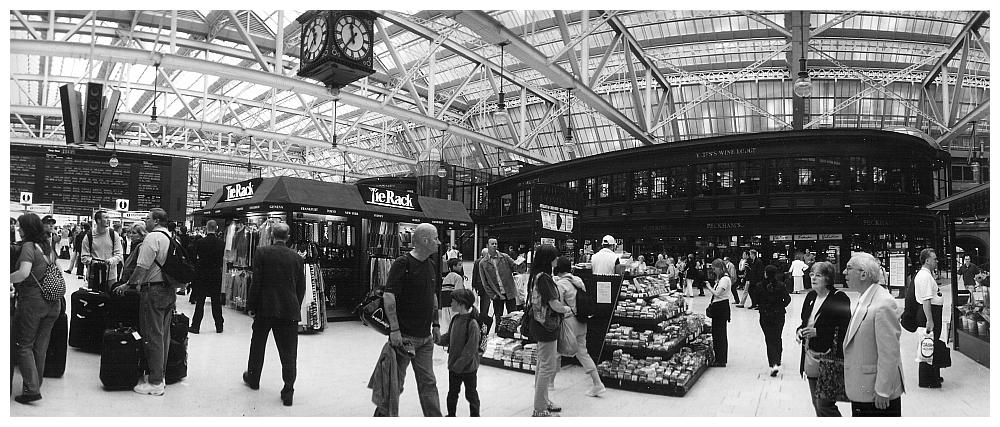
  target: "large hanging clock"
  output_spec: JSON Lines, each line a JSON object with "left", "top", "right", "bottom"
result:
{"left": 297, "top": 10, "right": 376, "bottom": 88}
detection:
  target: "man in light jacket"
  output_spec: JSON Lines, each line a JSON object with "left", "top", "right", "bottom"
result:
{"left": 478, "top": 238, "right": 517, "bottom": 331}
{"left": 842, "top": 252, "right": 904, "bottom": 417}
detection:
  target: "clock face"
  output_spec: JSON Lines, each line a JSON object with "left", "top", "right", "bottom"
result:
{"left": 301, "top": 15, "right": 328, "bottom": 64}
{"left": 333, "top": 14, "right": 372, "bottom": 62}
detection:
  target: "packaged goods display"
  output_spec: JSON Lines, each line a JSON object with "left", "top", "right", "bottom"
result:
{"left": 496, "top": 311, "right": 529, "bottom": 340}
{"left": 481, "top": 337, "right": 538, "bottom": 373}
{"left": 596, "top": 346, "right": 710, "bottom": 396}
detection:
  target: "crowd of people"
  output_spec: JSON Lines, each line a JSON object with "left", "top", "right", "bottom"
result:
{"left": 10, "top": 211, "right": 960, "bottom": 416}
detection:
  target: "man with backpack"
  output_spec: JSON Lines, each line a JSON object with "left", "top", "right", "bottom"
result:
{"left": 113, "top": 208, "right": 179, "bottom": 397}
{"left": 81, "top": 210, "right": 124, "bottom": 293}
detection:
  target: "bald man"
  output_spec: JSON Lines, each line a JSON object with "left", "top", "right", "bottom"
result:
{"left": 381, "top": 222, "right": 443, "bottom": 416}
{"left": 243, "top": 222, "right": 305, "bottom": 406}
{"left": 190, "top": 220, "right": 225, "bottom": 334}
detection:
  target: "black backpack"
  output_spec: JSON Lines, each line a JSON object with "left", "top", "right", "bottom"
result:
{"left": 151, "top": 230, "right": 196, "bottom": 288}
{"left": 900, "top": 274, "right": 926, "bottom": 333}
{"left": 575, "top": 284, "right": 597, "bottom": 320}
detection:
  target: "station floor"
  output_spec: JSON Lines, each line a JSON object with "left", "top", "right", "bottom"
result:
{"left": 10, "top": 259, "right": 991, "bottom": 417}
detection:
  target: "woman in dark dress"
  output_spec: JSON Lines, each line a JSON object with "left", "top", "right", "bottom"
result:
{"left": 796, "top": 261, "right": 851, "bottom": 417}
{"left": 754, "top": 265, "right": 791, "bottom": 376}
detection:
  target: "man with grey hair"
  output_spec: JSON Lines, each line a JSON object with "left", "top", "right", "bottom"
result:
{"left": 842, "top": 251, "right": 904, "bottom": 416}
{"left": 381, "top": 222, "right": 442, "bottom": 416}
{"left": 190, "top": 220, "right": 226, "bottom": 334}
{"left": 114, "top": 207, "right": 175, "bottom": 396}
{"left": 242, "top": 221, "right": 305, "bottom": 406}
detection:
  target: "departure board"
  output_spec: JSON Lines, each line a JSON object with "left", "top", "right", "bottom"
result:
{"left": 9, "top": 145, "right": 189, "bottom": 219}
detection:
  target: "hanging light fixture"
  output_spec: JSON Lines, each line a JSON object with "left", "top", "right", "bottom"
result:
{"left": 331, "top": 98, "right": 338, "bottom": 149}
{"left": 494, "top": 42, "right": 510, "bottom": 122}
{"left": 564, "top": 88, "right": 574, "bottom": 144}
{"left": 246, "top": 135, "right": 253, "bottom": 171}
{"left": 793, "top": 57, "right": 812, "bottom": 97}
{"left": 147, "top": 62, "right": 162, "bottom": 135}
{"left": 109, "top": 119, "right": 120, "bottom": 168}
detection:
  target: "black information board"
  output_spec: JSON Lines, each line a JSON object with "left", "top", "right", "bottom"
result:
{"left": 10, "top": 145, "right": 189, "bottom": 219}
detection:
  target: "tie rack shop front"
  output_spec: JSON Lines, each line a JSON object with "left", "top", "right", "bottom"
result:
{"left": 194, "top": 176, "right": 474, "bottom": 332}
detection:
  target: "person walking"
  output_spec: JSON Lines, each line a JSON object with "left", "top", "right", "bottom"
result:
{"left": 842, "top": 252, "right": 904, "bottom": 417}
{"left": 527, "top": 245, "right": 570, "bottom": 417}
{"left": 914, "top": 248, "right": 945, "bottom": 388}
{"left": 113, "top": 208, "right": 177, "bottom": 397}
{"left": 380, "top": 223, "right": 443, "bottom": 417}
{"left": 68, "top": 223, "right": 89, "bottom": 279}
{"left": 753, "top": 265, "right": 791, "bottom": 376}
{"left": 10, "top": 213, "right": 63, "bottom": 404}
{"left": 478, "top": 238, "right": 518, "bottom": 334}
{"left": 242, "top": 222, "right": 305, "bottom": 406}
{"left": 553, "top": 256, "right": 606, "bottom": 397}
{"left": 189, "top": 220, "right": 226, "bottom": 334}
{"left": 435, "top": 289, "right": 481, "bottom": 417}
{"left": 796, "top": 261, "right": 851, "bottom": 417}
{"left": 746, "top": 250, "right": 765, "bottom": 309}
{"left": 705, "top": 259, "right": 732, "bottom": 367}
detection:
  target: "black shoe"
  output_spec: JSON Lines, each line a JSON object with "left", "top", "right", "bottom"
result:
{"left": 749, "top": 305, "right": 759, "bottom": 309}
{"left": 242, "top": 372, "right": 259, "bottom": 390}
{"left": 281, "top": 389, "right": 294, "bottom": 406}
{"left": 15, "top": 394, "right": 42, "bottom": 404}
{"left": 216, "top": 326, "right": 224, "bottom": 333}
{"left": 919, "top": 383, "right": 942, "bottom": 389}
{"left": 710, "top": 363, "right": 727, "bottom": 368}
{"left": 64, "top": 269, "right": 72, "bottom": 274}
{"left": 77, "top": 275, "right": 84, "bottom": 279}
{"left": 188, "top": 327, "right": 200, "bottom": 334}
{"left": 938, "top": 377, "right": 944, "bottom": 383}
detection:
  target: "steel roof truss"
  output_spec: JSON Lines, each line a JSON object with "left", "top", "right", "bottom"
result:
{"left": 949, "top": 36, "right": 970, "bottom": 127}
{"left": 547, "top": 10, "right": 617, "bottom": 68}
{"left": 553, "top": 11, "right": 584, "bottom": 80}
{"left": 922, "top": 11, "right": 989, "bottom": 87}
{"left": 737, "top": 11, "right": 793, "bottom": 37}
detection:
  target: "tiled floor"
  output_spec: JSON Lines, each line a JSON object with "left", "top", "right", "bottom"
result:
{"left": 10, "top": 259, "right": 991, "bottom": 416}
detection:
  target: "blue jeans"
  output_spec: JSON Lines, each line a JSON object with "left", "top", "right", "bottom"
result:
{"left": 13, "top": 284, "right": 61, "bottom": 395}
{"left": 139, "top": 284, "right": 176, "bottom": 385}
{"left": 396, "top": 334, "right": 442, "bottom": 416}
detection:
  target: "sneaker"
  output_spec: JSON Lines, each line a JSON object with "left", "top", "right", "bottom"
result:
{"left": 770, "top": 367, "right": 779, "bottom": 377}
{"left": 133, "top": 381, "right": 165, "bottom": 396}
{"left": 532, "top": 411, "right": 560, "bottom": 417}
{"left": 586, "top": 385, "right": 607, "bottom": 397}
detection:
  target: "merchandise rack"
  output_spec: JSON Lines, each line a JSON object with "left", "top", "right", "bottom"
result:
{"left": 600, "top": 363, "right": 708, "bottom": 397}
{"left": 480, "top": 356, "right": 537, "bottom": 374}
{"left": 601, "top": 338, "right": 687, "bottom": 361}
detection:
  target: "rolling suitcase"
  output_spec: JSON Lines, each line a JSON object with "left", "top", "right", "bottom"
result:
{"left": 70, "top": 288, "right": 109, "bottom": 352}
{"left": 88, "top": 260, "right": 110, "bottom": 293}
{"left": 100, "top": 327, "right": 143, "bottom": 390}
{"left": 43, "top": 310, "right": 68, "bottom": 378}
{"left": 106, "top": 290, "right": 141, "bottom": 330}
{"left": 170, "top": 312, "right": 189, "bottom": 343}
{"left": 165, "top": 338, "right": 188, "bottom": 384}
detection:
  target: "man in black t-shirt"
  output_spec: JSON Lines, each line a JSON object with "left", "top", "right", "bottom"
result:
{"left": 382, "top": 223, "right": 442, "bottom": 417}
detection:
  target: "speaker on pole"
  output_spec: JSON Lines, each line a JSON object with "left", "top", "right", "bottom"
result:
{"left": 97, "top": 89, "right": 122, "bottom": 148}
{"left": 58, "top": 84, "right": 83, "bottom": 143}
{"left": 84, "top": 82, "right": 104, "bottom": 143}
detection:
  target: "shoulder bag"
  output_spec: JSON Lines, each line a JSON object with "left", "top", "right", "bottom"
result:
{"left": 531, "top": 273, "right": 561, "bottom": 333}
{"left": 813, "top": 326, "right": 849, "bottom": 402}
{"left": 29, "top": 244, "right": 66, "bottom": 302}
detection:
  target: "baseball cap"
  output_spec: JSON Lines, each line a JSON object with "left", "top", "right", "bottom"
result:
{"left": 602, "top": 235, "right": 616, "bottom": 245}
{"left": 41, "top": 215, "right": 56, "bottom": 224}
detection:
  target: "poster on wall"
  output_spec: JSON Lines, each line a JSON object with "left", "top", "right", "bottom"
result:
{"left": 889, "top": 252, "right": 906, "bottom": 289}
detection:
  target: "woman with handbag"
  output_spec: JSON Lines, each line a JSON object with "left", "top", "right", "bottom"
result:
{"left": 526, "top": 245, "right": 570, "bottom": 417}
{"left": 553, "top": 256, "right": 606, "bottom": 398}
{"left": 705, "top": 259, "right": 732, "bottom": 367}
{"left": 755, "top": 265, "right": 791, "bottom": 376}
{"left": 9, "top": 213, "right": 64, "bottom": 404}
{"left": 796, "top": 261, "right": 851, "bottom": 417}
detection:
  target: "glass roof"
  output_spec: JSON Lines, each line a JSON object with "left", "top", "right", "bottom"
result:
{"left": 8, "top": 9, "right": 991, "bottom": 180}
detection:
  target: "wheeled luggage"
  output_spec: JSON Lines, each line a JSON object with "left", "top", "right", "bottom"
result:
{"left": 106, "top": 289, "right": 140, "bottom": 330}
{"left": 43, "top": 310, "right": 68, "bottom": 378}
{"left": 69, "top": 288, "right": 109, "bottom": 352}
{"left": 100, "top": 327, "right": 143, "bottom": 390}
{"left": 165, "top": 338, "right": 188, "bottom": 384}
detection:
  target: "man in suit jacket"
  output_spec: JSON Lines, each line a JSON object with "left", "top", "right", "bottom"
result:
{"left": 190, "top": 220, "right": 226, "bottom": 334}
{"left": 842, "top": 252, "right": 904, "bottom": 417}
{"left": 243, "top": 222, "right": 305, "bottom": 406}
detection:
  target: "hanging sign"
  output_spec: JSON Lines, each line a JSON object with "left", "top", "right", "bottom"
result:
{"left": 115, "top": 199, "right": 130, "bottom": 212}
{"left": 19, "top": 192, "right": 33, "bottom": 205}
{"left": 221, "top": 178, "right": 263, "bottom": 203}
{"left": 540, "top": 209, "right": 574, "bottom": 233}
{"left": 819, "top": 233, "right": 843, "bottom": 240}
{"left": 771, "top": 234, "right": 793, "bottom": 241}
{"left": 358, "top": 184, "right": 420, "bottom": 211}
{"left": 794, "top": 234, "right": 818, "bottom": 240}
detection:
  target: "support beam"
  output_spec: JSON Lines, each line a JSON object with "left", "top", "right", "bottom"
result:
{"left": 225, "top": 10, "right": 271, "bottom": 72}
{"left": 450, "top": 10, "right": 655, "bottom": 146}
{"left": 810, "top": 12, "right": 859, "bottom": 37}
{"left": 936, "top": 100, "right": 989, "bottom": 145}
{"left": 12, "top": 10, "right": 43, "bottom": 40}
{"left": 59, "top": 10, "right": 95, "bottom": 41}
{"left": 546, "top": 10, "right": 616, "bottom": 66}
{"left": 948, "top": 36, "right": 970, "bottom": 127}
{"left": 553, "top": 11, "right": 584, "bottom": 79}
{"left": 738, "top": 11, "right": 793, "bottom": 37}
{"left": 623, "top": 46, "right": 647, "bottom": 130}
{"left": 590, "top": 32, "right": 621, "bottom": 87}
{"left": 922, "top": 11, "right": 989, "bottom": 87}
{"left": 603, "top": 14, "right": 671, "bottom": 94}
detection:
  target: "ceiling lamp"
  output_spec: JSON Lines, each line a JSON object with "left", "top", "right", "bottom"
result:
{"left": 793, "top": 57, "right": 812, "bottom": 98}
{"left": 147, "top": 62, "right": 162, "bottom": 135}
{"left": 564, "top": 88, "right": 574, "bottom": 144}
{"left": 494, "top": 42, "right": 510, "bottom": 122}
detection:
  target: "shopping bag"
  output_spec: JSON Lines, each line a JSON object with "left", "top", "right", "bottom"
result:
{"left": 917, "top": 333, "right": 934, "bottom": 364}
{"left": 933, "top": 339, "right": 952, "bottom": 368}
{"left": 557, "top": 318, "right": 579, "bottom": 357}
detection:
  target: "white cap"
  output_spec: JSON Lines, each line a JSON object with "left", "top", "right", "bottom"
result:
{"left": 602, "top": 235, "right": 616, "bottom": 245}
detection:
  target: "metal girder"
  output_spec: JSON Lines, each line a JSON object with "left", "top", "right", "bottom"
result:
{"left": 377, "top": 11, "right": 559, "bottom": 106}
{"left": 450, "top": 10, "right": 656, "bottom": 146}
{"left": 810, "top": 12, "right": 860, "bottom": 38}
{"left": 546, "top": 10, "right": 617, "bottom": 66}
{"left": 603, "top": 14, "right": 672, "bottom": 95}
{"left": 10, "top": 39, "right": 553, "bottom": 164}
{"left": 553, "top": 11, "right": 584, "bottom": 79}
{"left": 225, "top": 10, "right": 272, "bottom": 72}
{"left": 921, "top": 11, "right": 990, "bottom": 87}
{"left": 12, "top": 11, "right": 43, "bottom": 40}
{"left": 937, "top": 100, "right": 990, "bottom": 145}
{"left": 737, "top": 11, "right": 793, "bottom": 37}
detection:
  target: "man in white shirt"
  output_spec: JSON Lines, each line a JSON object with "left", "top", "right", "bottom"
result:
{"left": 590, "top": 235, "right": 620, "bottom": 275}
{"left": 81, "top": 210, "right": 124, "bottom": 293}
{"left": 914, "top": 248, "right": 944, "bottom": 388}
{"left": 842, "top": 252, "right": 904, "bottom": 417}
{"left": 444, "top": 242, "right": 460, "bottom": 261}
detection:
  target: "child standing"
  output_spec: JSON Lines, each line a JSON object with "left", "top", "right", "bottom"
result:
{"left": 436, "top": 289, "right": 481, "bottom": 417}
{"left": 440, "top": 258, "right": 465, "bottom": 335}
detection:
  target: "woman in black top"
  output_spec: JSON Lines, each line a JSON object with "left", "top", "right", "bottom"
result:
{"left": 796, "top": 261, "right": 851, "bottom": 417}
{"left": 754, "top": 265, "right": 791, "bottom": 376}
{"left": 527, "top": 244, "right": 570, "bottom": 417}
